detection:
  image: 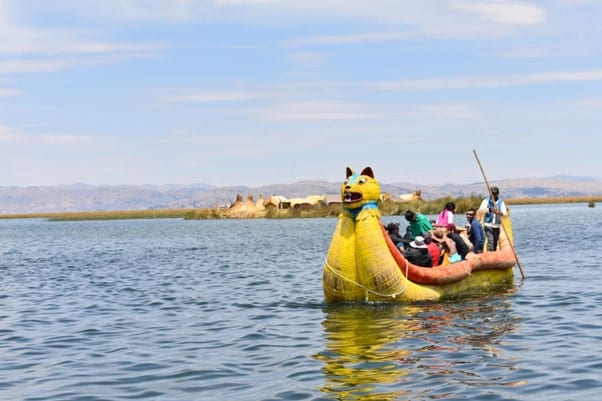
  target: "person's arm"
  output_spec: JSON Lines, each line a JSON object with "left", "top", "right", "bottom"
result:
{"left": 474, "top": 222, "right": 485, "bottom": 249}
{"left": 421, "top": 221, "right": 433, "bottom": 234}
{"left": 445, "top": 237, "right": 457, "bottom": 255}
{"left": 500, "top": 200, "right": 508, "bottom": 216}
{"left": 478, "top": 199, "right": 489, "bottom": 216}
{"left": 489, "top": 202, "right": 506, "bottom": 217}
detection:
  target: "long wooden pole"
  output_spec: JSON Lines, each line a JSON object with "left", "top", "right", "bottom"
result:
{"left": 473, "top": 149, "right": 526, "bottom": 278}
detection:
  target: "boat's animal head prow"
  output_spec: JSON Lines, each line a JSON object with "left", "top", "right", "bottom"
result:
{"left": 341, "top": 167, "right": 381, "bottom": 210}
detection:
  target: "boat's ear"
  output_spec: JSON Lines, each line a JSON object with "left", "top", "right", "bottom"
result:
{"left": 361, "top": 167, "right": 374, "bottom": 178}
{"left": 346, "top": 167, "right": 353, "bottom": 178}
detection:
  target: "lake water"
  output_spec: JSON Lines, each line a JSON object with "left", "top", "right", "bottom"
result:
{"left": 1, "top": 203, "right": 600, "bottom": 401}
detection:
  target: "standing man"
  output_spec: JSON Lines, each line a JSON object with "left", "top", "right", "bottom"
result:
{"left": 465, "top": 208, "right": 485, "bottom": 253}
{"left": 478, "top": 186, "right": 507, "bottom": 251}
{"left": 404, "top": 210, "right": 433, "bottom": 240}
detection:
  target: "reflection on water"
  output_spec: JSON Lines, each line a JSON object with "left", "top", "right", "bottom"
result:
{"left": 315, "top": 306, "right": 417, "bottom": 400}
{"left": 316, "top": 294, "right": 523, "bottom": 400}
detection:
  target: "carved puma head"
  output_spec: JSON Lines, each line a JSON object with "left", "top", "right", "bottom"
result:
{"left": 340, "top": 167, "right": 381, "bottom": 210}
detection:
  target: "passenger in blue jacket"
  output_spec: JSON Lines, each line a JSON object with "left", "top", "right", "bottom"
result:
{"left": 465, "top": 208, "right": 485, "bottom": 253}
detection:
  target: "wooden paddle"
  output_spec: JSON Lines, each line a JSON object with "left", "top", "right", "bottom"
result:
{"left": 473, "top": 149, "right": 526, "bottom": 279}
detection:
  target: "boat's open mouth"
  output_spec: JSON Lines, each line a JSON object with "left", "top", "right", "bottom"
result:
{"left": 343, "top": 191, "right": 362, "bottom": 203}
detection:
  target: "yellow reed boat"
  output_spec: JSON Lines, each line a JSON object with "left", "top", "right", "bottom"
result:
{"left": 323, "top": 167, "right": 517, "bottom": 303}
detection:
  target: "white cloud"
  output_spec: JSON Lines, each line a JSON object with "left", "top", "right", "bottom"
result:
{"left": 0, "top": 124, "right": 21, "bottom": 142}
{"left": 289, "top": 31, "right": 419, "bottom": 46}
{"left": 257, "top": 100, "right": 387, "bottom": 122}
{"left": 23, "top": 0, "right": 204, "bottom": 23}
{"left": 450, "top": 1, "right": 547, "bottom": 25}
{"left": 0, "top": 29, "right": 163, "bottom": 57}
{"left": 0, "top": 87, "right": 23, "bottom": 96}
{"left": 6, "top": 1, "right": 549, "bottom": 29}
{"left": 0, "top": 52, "right": 160, "bottom": 75}
{"left": 368, "top": 70, "right": 602, "bottom": 91}
{"left": 287, "top": 52, "right": 326, "bottom": 68}
{"left": 158, "top": 90, "right": 269, "bottom": 103}
{"left": 0, "top": 125, "right": 94, "bottom": 144}
{"left": 287, "top": 2, "right": 548, "bottom": 47}
{"left": 569, "top": 97, "right": 602, "bottom": 109}
{"left": 38, "top": 134, "right": 95, "bottom": 144}
{"left": 497, "top": 46, "right": 587, "bottom": 59}
{"left": 252, "top": 100, "right": 477, "bottom": 122}
{"left": 0, "top": 1, "right": 163, "bottom": 78}
{"left": 214, "top": 0, "right": 279, "bottom": 4}
{"left": 0, "top": 58, "right": 94, "bottom": 74}
{"left": 0, "top": 0, "right": 557, "bottom": 62}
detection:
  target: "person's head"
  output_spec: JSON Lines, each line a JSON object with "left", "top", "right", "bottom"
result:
{"left": 465, "top": 208, "right": 476, "bottom": 221}
{"left": 386, "top": 222, "right": 400, "bottom": 234}
{"left": 444, "top": 202, "right": 456, "bottom": 212}
{"left": 491, "top": 186, "right": 500, "bottom": 200}
{"left": 405, "top": 210, "right": 416, "bottom": 222}
{"left": 423, "top": 233, "right": 432, "bottom": 245}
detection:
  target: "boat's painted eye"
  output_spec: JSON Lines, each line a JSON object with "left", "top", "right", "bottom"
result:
{"left": 358, "top": 178, "right": 366, "bottom": 184}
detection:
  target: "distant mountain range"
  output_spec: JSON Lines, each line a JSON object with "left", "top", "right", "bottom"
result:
{"left": 1, "top": 175, "right": 601, "bottom": 214}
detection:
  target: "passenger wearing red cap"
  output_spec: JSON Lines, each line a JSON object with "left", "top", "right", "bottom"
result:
{"left": 445, "top": 224, "right": 470, "bottom": 260}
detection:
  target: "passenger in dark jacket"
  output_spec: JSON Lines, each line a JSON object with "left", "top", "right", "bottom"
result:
{"left": 385, "top": 222, "right": 405, "bottom": 249}
{"left": 404, "top": 236, "right": 432, "bottom": 267}
{"left": 446, "top": 224, "right": 470, "bottom": 259}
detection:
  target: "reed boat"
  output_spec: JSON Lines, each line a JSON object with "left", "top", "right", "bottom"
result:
{"left": 323, "top": 167, "right": 517, "bottom": 303}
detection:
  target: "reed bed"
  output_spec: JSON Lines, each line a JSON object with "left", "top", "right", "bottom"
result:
{"left": 0, "top": 196, "right": 598, "bottom": 221}
{"left": 506, "top": 195, "right": 602, "bottom": 205}
{"left": 0, "top": 209, "right": 197, "bottom": 221}
{"left": 380, "top": 195, "right": 484, "bottom": 216}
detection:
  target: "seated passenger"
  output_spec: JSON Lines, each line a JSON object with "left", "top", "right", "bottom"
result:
{"left": 435, "top": 202, "right": 456, "bottom": 226}
{"left": 465, "top": 208, "right": 484, "bottom": 253}
{"left": 446, "top": 224, "right": 470, "bottom": 260}
{"left": 422, "top": 233, "right": 440, "bottom": 267}
{"left": 385, "top": 222, "right": 405, "bottom": 249}
{"left": 431, "top": 228, "right": 460, "bottom": 264}
{"left": 405, "top": 210, "right": 433, "bottom": 240}
{"left": 404, "top": 236, "right": 433, "bottom": 267}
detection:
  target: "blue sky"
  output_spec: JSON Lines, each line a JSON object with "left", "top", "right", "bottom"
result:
{"left": 1, "top": 0, "right": 601, "bottom": 187}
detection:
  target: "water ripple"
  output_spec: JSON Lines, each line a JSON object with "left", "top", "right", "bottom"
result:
{"left": 1, "top": 209, "right": 601, "bottom": 400}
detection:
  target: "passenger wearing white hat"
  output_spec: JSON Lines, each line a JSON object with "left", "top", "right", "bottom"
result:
{"left": 404, "top": 235, "right": 432, "bottom": 267}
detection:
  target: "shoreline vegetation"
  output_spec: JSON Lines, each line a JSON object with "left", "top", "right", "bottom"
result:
{"left": 0, "top": 195, "right": 599, "bottom": 221}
